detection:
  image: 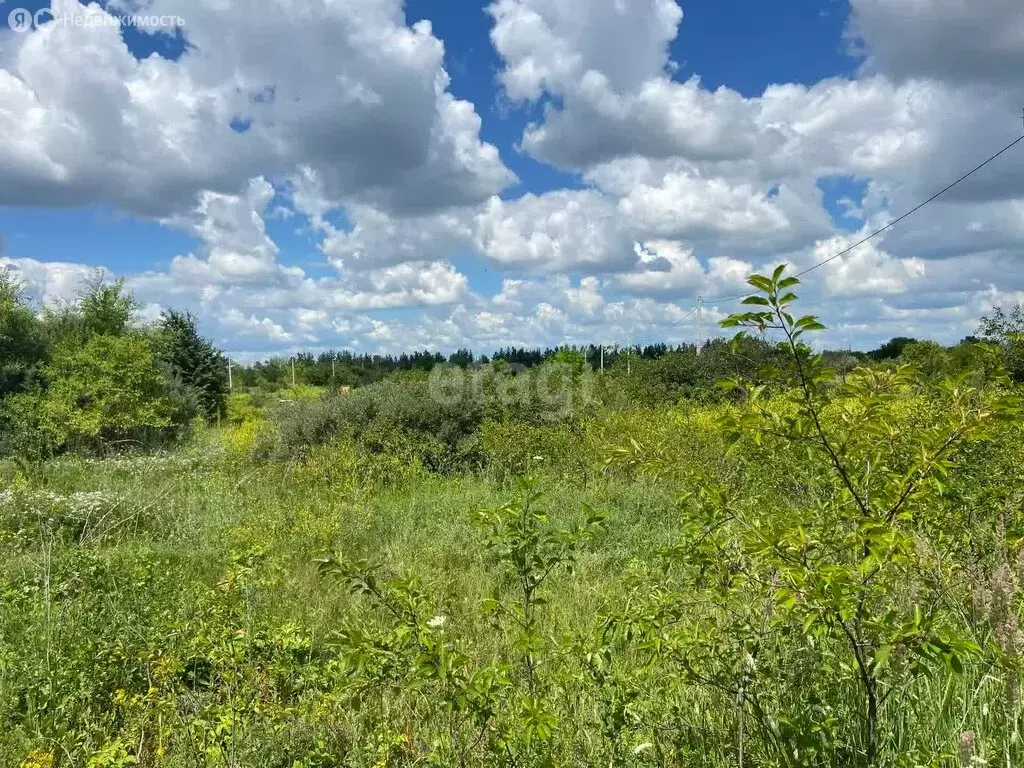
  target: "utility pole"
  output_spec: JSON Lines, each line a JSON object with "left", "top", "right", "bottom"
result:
{"left": 291, "top": 357, "right": 296, "bottom": 388}
{"left": 695, "top": 296, "right": 704, "bottom": 355}
{"left": 600, "top": 344, "right": 604, "bottom": 373}
{"left": 626, "top": 344, "right": 631, "bottom": 376}
{"left": 332, "top": 357, "right": 336, "bottom": 383}
{"left": 227, "top": 360, "right": 233, "bottom": 390}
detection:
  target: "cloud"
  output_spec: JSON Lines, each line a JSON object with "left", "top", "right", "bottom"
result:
{"left": 3, "top": 0, "right": 1024, "bottom": 358}
{"left": 489, "top": 0, "right": 1024, "bottom": 206}
{"left": 70, "top": 177, "right": 476, "bottom": 328}
{"left": 0, "top": 0, "right": 514, "bottom": 216}
{"left": 219, "top": 309, "right": 294, "bottom": 344}
{"left": 812, "top": 232, "right": 927, "bottom": 296}
{"left": 164, "top": 177, "right": 281, "bottom": 284}
{"left": 472, "top": 190, "right": 637, "bottom": 271}
{"left": 489, "top": 0, "right": 757, "bottom": 169}
{"left": 618, "top": 241, "right": 754, "bottom": 299}
{"left": 488, "top": 0, "right": 682, "bottom": 100}
{"left": 319, "top": 202, "right": 472, "bottom": 272}
{"left": 618, "top": 171, "right": 832, "bottom": 253}
{"left": 847, "top": 0, "right": 1024, "bottom": 85}
{"left": 0, "top": 255, "right": 95, "bottom": 306}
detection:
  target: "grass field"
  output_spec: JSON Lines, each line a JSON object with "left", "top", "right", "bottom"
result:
{"left": 2, "top": 373, "right": 1023, "bottom": 768}
{"left": 1, "top": 269, "right": 1022, "bottom": 768}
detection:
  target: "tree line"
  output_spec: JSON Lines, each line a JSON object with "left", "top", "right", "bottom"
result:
{"left": 0, "top": 271, "right": 228, "bottom": 457}
{"left": 3, "top": 265, "right": 1022, "bottom": 456}
{"left": 232, "top": 331, "right": 1023, "bottom": 393}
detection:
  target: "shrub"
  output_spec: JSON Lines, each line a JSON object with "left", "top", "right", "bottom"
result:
{"left": 12, "top": 335, "right": 175, "bottom": 456}
{"left": 0, "top": 270, "right": 45, "bottom": 400}
{"left": 225, "top": 392, "right": 263, "bottom": 425}
{"left": 479, "top": 419, "right": 587, "bottom": 483}
{"left": 267, "top": 377, "right": 486, "bottom": 471}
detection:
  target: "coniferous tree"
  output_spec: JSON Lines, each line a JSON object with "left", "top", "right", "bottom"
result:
{"left": 157, "top": 310, "right": 229, "bottom": 421}
{"left": 0, "top": 269, "right": 45, "bottom": 398}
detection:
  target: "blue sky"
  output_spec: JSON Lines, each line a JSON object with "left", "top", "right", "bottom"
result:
{"left": 1, "top": 0, "right": 1022, "bottom": 357}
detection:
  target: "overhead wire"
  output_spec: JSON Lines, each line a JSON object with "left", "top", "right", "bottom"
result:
{"left": 699, "top": 132, "right": 1024, "bottom": 307}
{"left": 672, "top": 304, "right": 698, "bottom": 326}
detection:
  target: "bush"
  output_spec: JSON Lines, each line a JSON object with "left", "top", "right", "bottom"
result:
{"left": 598, "top": 338, "right": 784, "bottom": 407}
{"left": 266, "top": 377, "right": 486, "bottom": 471}
{"left": 479, "top": 419, "right": 587, "bottom": 483}
{"left": 225, "top": 392, "right": 263, "bottom": 425}
{"left": 7, "top": 334, "right": 176, "bottom": 457}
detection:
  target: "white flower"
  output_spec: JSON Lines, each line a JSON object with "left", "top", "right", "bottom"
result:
{"left": 426, "top": 615, "right": 447, "bottom": 629}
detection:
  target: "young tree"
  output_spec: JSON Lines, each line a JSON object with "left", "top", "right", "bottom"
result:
{"left": 898, "top": 339, "right": 950, "bottom": 381}
{"left": 714, "top": 267, "right": 1017, "bottom": 763}
{"left": 157, "top": 310, "right": 229, "bottom": 421}
{"left": 35, "top": 334, "right": 173, "bottom": 451}
{"left": 609, "top": 268, "right": 1020, "bottom": 766}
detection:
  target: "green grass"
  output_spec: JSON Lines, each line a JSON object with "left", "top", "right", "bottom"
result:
{"left": 0, "top": 439, "right": 689, "bottom": 766}
{"left": 1, "top": 390, "right": 1022, "bottom": 767}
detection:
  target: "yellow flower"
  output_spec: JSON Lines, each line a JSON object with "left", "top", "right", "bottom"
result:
{"left": 19, "top": 750, "right": 54, "bottom": 768}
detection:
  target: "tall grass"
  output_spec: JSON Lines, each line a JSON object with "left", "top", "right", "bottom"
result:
{"left": 0, "top": 378, "right": 1021, "bottom": 766}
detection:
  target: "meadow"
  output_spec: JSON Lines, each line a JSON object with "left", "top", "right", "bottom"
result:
{"left": 1, "top": 272, "right": 1023, "bottom": 767}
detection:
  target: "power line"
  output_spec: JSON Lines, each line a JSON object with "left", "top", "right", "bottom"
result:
{"left": 704, "top": 131, "right": 1024, "bottom": 305}
{"left": 671, "top": 304, "right": 698, "bottom": 326}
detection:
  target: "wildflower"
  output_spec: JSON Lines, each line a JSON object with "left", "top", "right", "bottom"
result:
{"left": 972, "top": 562, "right": 1023, "bottom": 709}
{"left": 958, "top": 731, "right": 977, "bottom": 768}
{"left": 426, "top": 614, "right": 447, "bottom": 629}
{"left": 18, "top": 750, "right": 53, "bottom": 768}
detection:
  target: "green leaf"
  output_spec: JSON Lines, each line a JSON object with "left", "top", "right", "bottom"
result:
{"left": 874, "top": 645, "right": 892, "bottom": 672}
{"left": 802, "top": 612, "right": 816, "bottom": 635}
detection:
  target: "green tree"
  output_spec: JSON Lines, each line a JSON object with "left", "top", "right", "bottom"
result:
{"left": 608, "top": 268, "right": 1021, "bottom": 766}
{"left": 448, "top": 348, "right": 475, "bottom": 368}
{"left": 36, "top": 273, "right": 137, "bottom": 350}
{"left": 35, "top": 334, "right": 173, "bottom": 451}
{"left": 550, "top": 347, "right": 587, "bottom": 375}
{"left": 156, "top": 310, "right": 229, "bottom": 421}
{"left": 0, "top": 269, "right": 45, "bottom": 398}
{"left": 79, "top": 274, "right": 136, "bottom": 337}
{"left": 868, "top": 336, "right": 918, "bottom": 361}
{"left": 979, "top": 304, "right": 1024, "bottom": 382}
{"left": 898, "top": 339, "right": 949, "bottom": 380}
